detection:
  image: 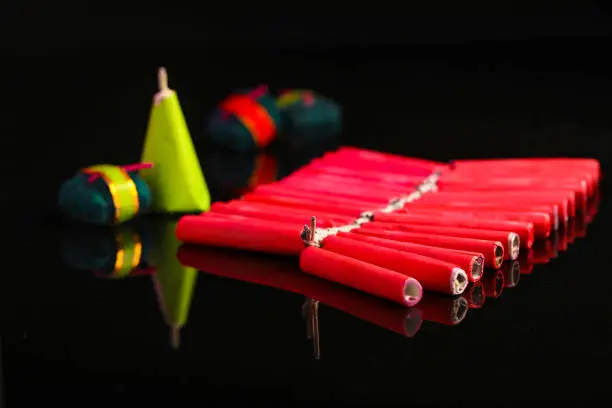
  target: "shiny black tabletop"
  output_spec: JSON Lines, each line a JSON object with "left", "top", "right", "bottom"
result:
{"left": 3, "top": 43, "right": 611, "bottom": 406}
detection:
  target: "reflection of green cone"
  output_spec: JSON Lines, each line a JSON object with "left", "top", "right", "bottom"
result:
{"left": 148, "top": 219, "right": 198, "bottom": 349}
{"left": 140, "top": 67, "right": 210, "bottom": 213}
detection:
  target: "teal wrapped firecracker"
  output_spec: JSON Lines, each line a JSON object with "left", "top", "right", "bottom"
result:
{"left": 58, "top": 164, "right": 152, "bottom": 226}
{"left": 207, "top": 85, "right": 282, "bottom": 152}
{"left": 276, "top": 90, "right": 342, "bottom": 146}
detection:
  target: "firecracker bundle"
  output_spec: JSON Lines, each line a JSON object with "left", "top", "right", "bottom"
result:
{"left": 176, "top": 146, "right": 600, "bottom": 308}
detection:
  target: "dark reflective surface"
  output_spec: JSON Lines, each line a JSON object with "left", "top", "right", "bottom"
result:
{"left": 5, "top": 51, "right": 611, "bottom": 405}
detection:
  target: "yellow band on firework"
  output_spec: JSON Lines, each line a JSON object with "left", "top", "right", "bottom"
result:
{"left": 82, "top": 165, "right": 140, "bottom": 224}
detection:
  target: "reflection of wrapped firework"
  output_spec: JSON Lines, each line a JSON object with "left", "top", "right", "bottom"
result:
{"left": 463, "top": 282, "right": 485, "bottom": 309}
{"left": 416, "top": 294, "right": 469, "bottom": 326}
{"left": 482, "top": 269, "right": 505, "bottom": 299}
{"left": 502, "top": 261, "right": 521, "bottom": 289}
{"left": 202, "top": 151, "right": 279, "bottom": 196}
{"left": 177, "top": 245, "right": 423, "bottom": 337}
{"left": 60, "top": 224, "right": 154, "bottom": 279}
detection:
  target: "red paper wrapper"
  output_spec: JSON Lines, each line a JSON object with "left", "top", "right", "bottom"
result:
{"left": 416, "top": 294, "right": 470, "bottom": 326}
{"left": 400, "top": 199, "right": 559, "bottom": 232}
{"left": 284, "top": 169, "right": 417, "bottom": 196}
{"left": 278, "top": 177, "right": 410, "bottom": 204}
{"left": 293, "top": 163, "right": 426, "bottom": 188}
{"left": 332, "top": 146, "right": 443, "bottom": 170}
{"left": 210, "top": 200, "right": 353, "bottom": 228}
{"left": 321, "top": 234, "right": 469, "bottom": 294}
{"left": 252, "top": 183, "right": 387, "bottom": 208}
{"left": 299, "top": 246, "right": 423, "bottom": 307}
{"left": 482, "top": 269, "right": 505, "bottom": 299}
{"left": 416, "top": 191, "right": 572, "bottom": 222}
{"left": 353, "top": 227, "right": 504, "bottom": 269}
{"left": 242, "top": 192, "right": 364, "bottom": 218}
{"left": 178, "top": 246, "right": 423, "bottom": 337}
{"left": 176, "top": 213, "right": 304, "bottom": 255}
{"left": 338, "top": 231, "right": 484, "bottom": 282}
{"left": 372, "top": 211, "right": 534, "bottom": 249}
{"left": 463, "top": 282, "right": 485, "bottom": 309}
{"left": 502, "top": 260, "right": 521, "bottom": 289}
{"left": 321, "top": 148, "right": 440, "bottom": 176}
{"left": 449, "top": 158, "right": 600, "bottom": 197}
{"left": 360, "top": 221, "right": 521, "bottom": 257}
{"left": 400, "top": 206, "right": 551, "bottom": 239}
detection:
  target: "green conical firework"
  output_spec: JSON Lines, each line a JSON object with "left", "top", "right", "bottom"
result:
{"left": 140, "top": 68, "right": 211, "bottom": 213}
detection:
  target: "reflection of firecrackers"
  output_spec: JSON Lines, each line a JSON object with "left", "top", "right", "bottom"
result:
{"left": 502, "top": 261, "right": 521, "bottom": 289}
{"left": 202, "top": 151, "right": 279, "bottom": 196}
{"left": 532, "top": 233, "right": 560, "bottom": 264}
{"left": 416, "top": 294, "right": 469, "bottom": 326}
{"left": 178, "top": 245, "right": 423, "bottom": 338}
{"left": 482, "top": 269, "right": 504, "bottom": 299}
{"left": 60, "top": 224, "right": 154, "bottom": 279}
{"left": 518, "top": 250, "right": 534, "bottom": 275}
{"left": 463, "top": 281, "right": 485, "bottom": 309}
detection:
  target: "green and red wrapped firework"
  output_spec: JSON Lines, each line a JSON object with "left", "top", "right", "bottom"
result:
{"left": 207, "top": 85, "right": 282, "bottom": 151}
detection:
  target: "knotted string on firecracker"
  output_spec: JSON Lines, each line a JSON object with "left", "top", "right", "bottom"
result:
{"left": 300, "top": 170, "right": 442, "bottom": 248}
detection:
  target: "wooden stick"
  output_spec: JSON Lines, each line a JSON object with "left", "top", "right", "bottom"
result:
{"left": 158, "top": 67, "right": 169, "bottom": 91}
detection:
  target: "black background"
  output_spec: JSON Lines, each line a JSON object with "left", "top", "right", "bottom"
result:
{"left": 1, "top": 5, "right": 612, "bottom": 407}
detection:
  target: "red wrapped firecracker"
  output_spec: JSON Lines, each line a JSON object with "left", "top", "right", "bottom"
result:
{"left": 359, "top": 221, "right": 521, "bottom": 257}
{"left": 352, "top": 228, "right": 504, "bottom": 270}
{"left": 209, "top": 200, "right": 353, "bottom": 228}
{"left": 338, "top": 231, "right": 484, "bottom": 283}
{"left": 299, "top": 246, "right": 422, "bottom": 307}
{"left": 372, "top": 212, "right": 534, "bottom": 250}
{"left": 320, "top": 235, "right": 469, "bottom": 295}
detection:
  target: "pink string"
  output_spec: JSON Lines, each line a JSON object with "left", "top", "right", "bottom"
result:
{"left": 86, "top": 162, "right": 154, "bottom": 183}
{"left": 220, "top": 84, "right": 269, "bottom": 120}
{"left": 246, "top": 84, "right": 269, "bottom": 99}
{"left": 303, "top": 91, "right": 315, "bottom": 106}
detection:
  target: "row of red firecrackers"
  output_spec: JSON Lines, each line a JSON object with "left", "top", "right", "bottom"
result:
{"left": 175, "top": 146, "right": 601, "bottom": 309}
